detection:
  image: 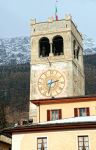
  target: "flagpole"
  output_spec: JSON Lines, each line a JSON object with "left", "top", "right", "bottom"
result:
{"left": 55, "top": 0, "right": 58, "bottom": 21}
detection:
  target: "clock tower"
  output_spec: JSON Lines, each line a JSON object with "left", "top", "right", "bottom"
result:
{"left": 29, "top": 15, "right": 85, "bottom": 122}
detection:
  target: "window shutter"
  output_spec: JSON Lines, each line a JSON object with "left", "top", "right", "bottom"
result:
{"left": 86, "top": 107, "right": 90, "bottom": 116}
{"left": 74, "top": 108, "right": 78, "bottom": 117}
{"left": 47, "top": 110, "right": 50, "bottom": 121}
{"left": 59, "top": 109, "right": 62, "bottom": 119}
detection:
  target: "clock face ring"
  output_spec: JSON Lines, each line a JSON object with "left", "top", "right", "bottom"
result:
{"left": 38, "top": 70, "right": 65, "bottom": 97}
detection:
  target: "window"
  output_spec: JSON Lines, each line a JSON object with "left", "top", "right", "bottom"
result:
{"left": 47, "top": 109, "right": 62, "bottom": 121}
{"left": 78, "top": 136, "right": 89, "bottom": 150}
{"left": 73, "top": 40, "right": 80, "bottom": 60}
{"left": 37, "top": 137, "right": 47, "bottom": 150}
{"left": 52, "top": 36, "right": 63, "bottom": 56}
{"left": 74, "top": 107, "right": 90, "bottom": 117}
{"left": 77, "top": 46, "right": 80, "bottom": 59}
{"left": 73, "top": 40, "right": 76, "bottom": 58}
{"left": 39, "top": 37, "right": 50, "bottom": 57}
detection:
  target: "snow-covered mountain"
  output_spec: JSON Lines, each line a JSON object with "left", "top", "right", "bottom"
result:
{"left": 83, "top": 35, "right": 96, "bottom": 55}
{"left": 0, "top": 36, "right": 30, "bottom": 65}
{"left": 0, "top": 36, "right": 96, "bottom": 65}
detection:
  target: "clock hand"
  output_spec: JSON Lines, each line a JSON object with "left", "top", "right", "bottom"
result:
{"left": 48, "top": 85, "right": 51, "bottom": 93}
{"left": 51, "top": 80, "right": 59, "bottom": 84}
{"left": 48, "top": 79, "right": 59, "bottom": 85}
{"left": 48, "top": 79, "right": 52, "bottom": 94}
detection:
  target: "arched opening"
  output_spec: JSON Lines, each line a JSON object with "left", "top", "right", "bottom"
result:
{"left": 52, "top": 36, "right": 63, "bottom": 56}
{"left": 39, "top": 37, "right": 50, "bottom": 57}
{"left": 73, "top": 40, "right": 76, "bottom": 58}
{"left": 77, "top": 46, "right": 80, "bottom": 59}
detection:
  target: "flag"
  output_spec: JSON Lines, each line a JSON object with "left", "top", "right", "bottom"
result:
{"left": 55, "top": 6, "right": 58, "bottom": 21}
{"left": 55, "top": 0, "right": 58, "bottom": 21}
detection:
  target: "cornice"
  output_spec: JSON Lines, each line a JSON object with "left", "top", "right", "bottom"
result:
{"left": 5, "top": 121, "right": 96, "bottom": 134}
{"left": 30, "top": 95, "right": 96, "bottom": 105}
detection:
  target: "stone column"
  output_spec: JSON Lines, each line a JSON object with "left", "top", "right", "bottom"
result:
{"left": 49, "top": 39, "right": 53, "bottom": 56}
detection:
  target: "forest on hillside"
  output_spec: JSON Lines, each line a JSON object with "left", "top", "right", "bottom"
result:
{"left": 84, "top": 54, "right": 96, "bottom": 95}
{"left": 0, "top": 54, "right": 96, "bottom": 128}
{"left": 0, "top": 63, "right": 30, "bottom": 128}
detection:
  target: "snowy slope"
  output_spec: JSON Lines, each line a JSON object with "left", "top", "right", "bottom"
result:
{"left": 0, "top": 36, "right": 30, "bottom": 65}
{"left": 83, "top": 35, "right": 96, "bottom": 55}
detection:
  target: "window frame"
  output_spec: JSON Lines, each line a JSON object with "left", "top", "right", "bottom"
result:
{"left": 37, "top": 137, "right": 47, "bottom": 150}
{"left": 79, "top": 108, "right": 87, "bottom": 116}
{"left": 74, "top": 107, "right": 90, "bottom": 117}
{"left": 78, "top": 135, "right": 89, "bottom": 150}
{"left": 47, "top": 109, "right": 62, "bottom": 121}
{"left": 51, "top": 109, "right": 60, "bottom": 120}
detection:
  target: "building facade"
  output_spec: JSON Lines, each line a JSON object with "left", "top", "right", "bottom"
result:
{"left": 29, "top": 15, "right": 85, "bottom": 122}
{"left": 31, "top": 96, "right": 96, "bottom": 123}
{"left": 8, "top": 96, "right": 96, "bottom": 150}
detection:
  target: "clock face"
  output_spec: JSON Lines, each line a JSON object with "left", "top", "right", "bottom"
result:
{"left": 38, "top": 70, "right": 65, "bottom": 97}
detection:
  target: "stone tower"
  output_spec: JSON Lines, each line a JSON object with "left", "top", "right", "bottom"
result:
{"left": 29, "top": 15, "right": 85, "bottom": 122}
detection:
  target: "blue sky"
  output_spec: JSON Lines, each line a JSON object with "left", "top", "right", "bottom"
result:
{"left": 0, "top": 0, "right": 96, "bottom": 42}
